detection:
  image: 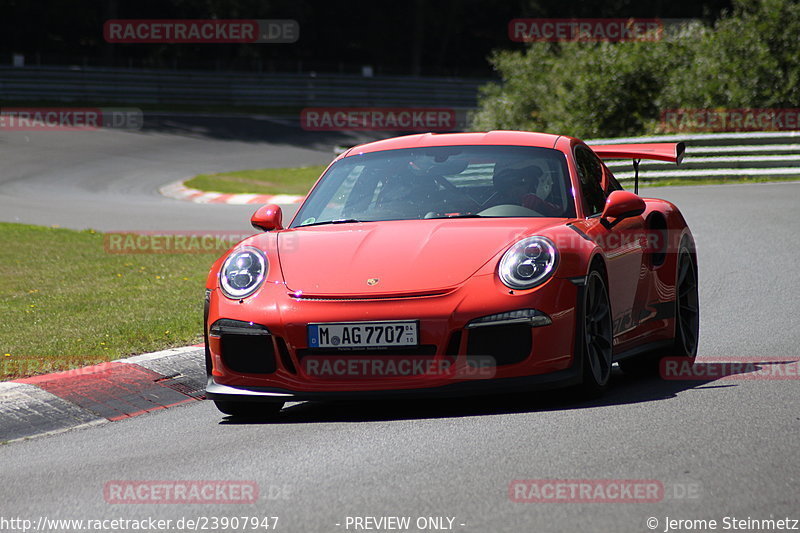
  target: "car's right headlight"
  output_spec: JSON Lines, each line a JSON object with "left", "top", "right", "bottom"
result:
{"left": 498, "top": 236, "right": 558, "bottom": 289}
{"left": 219, "top": 247, "right": 267, "bottom": 299}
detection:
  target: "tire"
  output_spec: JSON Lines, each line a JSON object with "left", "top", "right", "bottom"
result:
{"left": 214, "top": 400, "right": 284, "bottom": 419}
{"left": 619, "top": 244, "right": 699, "bottom": 376}
{"left": 578, "top": 268, "right": 614, "bottom": 396}
{"left": 673, "top": 246, "right": 700, "bottom": 360}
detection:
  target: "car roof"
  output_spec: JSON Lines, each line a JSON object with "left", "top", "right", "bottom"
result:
{"left": 340, "top": 131, "right": 563, "bottom": 157}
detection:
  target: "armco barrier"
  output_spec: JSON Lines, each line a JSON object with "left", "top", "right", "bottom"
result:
{"left": 0, "top": 66, "right": 487, "bottom": 108}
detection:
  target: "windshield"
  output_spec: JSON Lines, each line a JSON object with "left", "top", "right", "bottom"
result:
{"left": 291, "top": 145, "right": 575, "bottom": 227}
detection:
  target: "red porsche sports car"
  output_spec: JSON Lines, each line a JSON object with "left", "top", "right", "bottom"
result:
{"left": 204, "top": 131, "right": 698, "bottom": 417}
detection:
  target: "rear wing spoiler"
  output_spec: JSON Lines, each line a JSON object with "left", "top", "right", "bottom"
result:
{"left": 590, "top": 142, "right": 685, "bottom": 193}
{"left": 591, "top": 142, "right": 686, "bottom": 164}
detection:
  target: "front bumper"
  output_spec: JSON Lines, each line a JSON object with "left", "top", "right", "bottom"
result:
{"left": 206, "top": 363, "right": 582, "bottom": 402}
{"left": 205, "top": 272, "right": 581, "bottom": 398}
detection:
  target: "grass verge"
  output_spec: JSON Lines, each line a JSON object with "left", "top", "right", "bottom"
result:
{"left": 184, "top": 166, "right": 327, "bottom": 195}
{"left": 0, "top": 223, "right": 220, "bottom": 380}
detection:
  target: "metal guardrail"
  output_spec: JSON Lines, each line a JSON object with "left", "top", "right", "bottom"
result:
{"left": 0, "top": 66, "right": 488, "bottom": 108}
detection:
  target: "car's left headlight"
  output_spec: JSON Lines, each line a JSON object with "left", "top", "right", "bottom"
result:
{"left": 219, "top": 247, "right": 267, "bottom": 299}
{"left": 498, "top": 236, "right": 558, "bottom": 289}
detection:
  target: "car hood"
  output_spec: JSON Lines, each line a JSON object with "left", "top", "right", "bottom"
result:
{"left": 277, "top": 218, "right": 563, "bottom": 297}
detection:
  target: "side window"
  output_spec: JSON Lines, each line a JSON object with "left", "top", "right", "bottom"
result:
{"left": 574, "top": 146, "right": 606, "bottom": 216}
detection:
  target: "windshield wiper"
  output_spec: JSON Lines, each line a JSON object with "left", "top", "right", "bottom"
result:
{"left": 298, "top": 218, "right": 365, "bottom": 227}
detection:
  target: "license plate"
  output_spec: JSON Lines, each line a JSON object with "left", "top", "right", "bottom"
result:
{"left": 308, "top": 321, "right": 418, "bottom": 349}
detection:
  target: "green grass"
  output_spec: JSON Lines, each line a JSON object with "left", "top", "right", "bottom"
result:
{"left": 184, "top": 166, "right": 327, "bottom": 195}
{"left": 0, "top": 223, "right": 224, "bottom": 380}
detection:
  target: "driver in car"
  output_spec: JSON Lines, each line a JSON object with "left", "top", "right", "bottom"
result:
{"left": 492, "top": 166, "right": 563, "bottom": 217}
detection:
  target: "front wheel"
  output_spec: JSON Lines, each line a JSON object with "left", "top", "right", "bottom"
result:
{"left": 213, "top": 400, "right": 284, "bottom": 419}
{"left": 578, "top": 268, "right": 614, "bottom": 396}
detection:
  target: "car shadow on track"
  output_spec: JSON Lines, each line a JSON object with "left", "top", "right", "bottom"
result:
{"left": 218, "top": 362, "right": 753, "bottom": 425}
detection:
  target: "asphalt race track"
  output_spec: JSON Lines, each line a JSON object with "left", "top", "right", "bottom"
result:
{"left": 0, "top": 114, "right": 384, "bottom": 231}
{"left": 1, "top": 119, "right": 798, "bottom": 533}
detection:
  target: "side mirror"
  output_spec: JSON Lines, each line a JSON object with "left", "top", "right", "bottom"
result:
{"left": 601, "top": 190, "right": 645, "bottom": 221}
{"left": 251, "top": 204, "right": 283, "bottom": 231}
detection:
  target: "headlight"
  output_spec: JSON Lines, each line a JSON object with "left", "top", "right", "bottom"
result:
{"left": 498, "top": 236, "right": 558, "bottom": 289}
{"left": 219, "top": 247, "right": 267, "bottom": 299}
